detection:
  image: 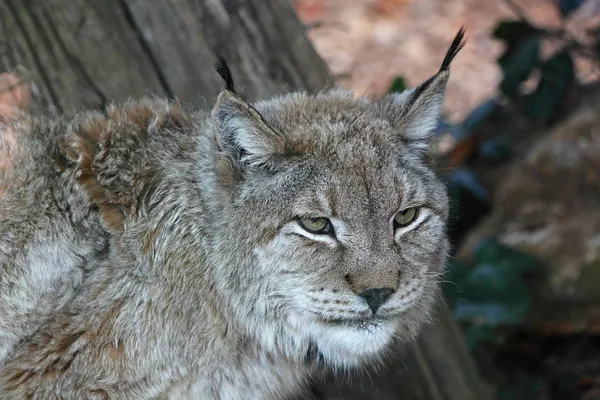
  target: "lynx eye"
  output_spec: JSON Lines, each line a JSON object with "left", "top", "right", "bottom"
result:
{"left": 297, "top": 217, "right": 332, "bottom": 234}
{"left": 394, "top": 207, "right": 419, "bottom": 227}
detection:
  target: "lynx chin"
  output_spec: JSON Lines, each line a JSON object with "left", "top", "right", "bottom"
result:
{"left": 0, "top": 29, "right": 465, "bottom": 399}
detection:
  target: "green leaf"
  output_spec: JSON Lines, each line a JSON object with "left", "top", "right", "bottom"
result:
{"left": 387, "top": 76, "right": 407, "bottom": 93}
{"left": 474, "top": 238, "right": 543, "bottom": 275}
{"left": 494, "top": 20, "right": 540, "bottom": 70}
{"left": 460, "top": 263, "right": 524, "bottom": 302}
{"left": 493, "top": 20, "right": 539, "bottom": 44}
{"left": 497, "top": 50, "right": 514, "bottom": 70}
{"left": 499, "top": 36, "right": 541, "bottom": 98}
{"left": 523, "top": 51, "right": 574, "bottom": 120}
{"left": 447, "top": 239, "right": 542, "bottom": 330}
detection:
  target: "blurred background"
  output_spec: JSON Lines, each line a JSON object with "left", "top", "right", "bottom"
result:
{"left": 1, "top": 0, "right": 600, "bottom": 399}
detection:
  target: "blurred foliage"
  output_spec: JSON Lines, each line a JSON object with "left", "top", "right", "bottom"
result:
{"left": 498, "top": 34, "right": 541, "bottom": 98}
{"left": 444, "top": 239, "right": 543, "bottom": 347}
{"left": 434, "top": 0, "right": 595, "bottom": 317}
{"left": 386, "top": 0, "right": 596, "bottom": 145}
{"left": 494, "top": 20, "right": 576, "bottom": 121}
{"left": 523, "top": 51, "right": 574, "bottom": 120}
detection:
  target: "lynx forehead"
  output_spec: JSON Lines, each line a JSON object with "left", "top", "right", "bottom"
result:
{"left": 0, "top": 30, "right": 465, "bottom": 399}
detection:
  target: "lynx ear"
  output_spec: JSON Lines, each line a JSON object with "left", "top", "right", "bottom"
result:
{"left": 382, "top": 28, "right": 466, "bottom": 150}
{"left": 212, "top": 58, "right": 284, "bottom": 168}
{"left": 212, "top": 90, "right": 285, "bottom": 168}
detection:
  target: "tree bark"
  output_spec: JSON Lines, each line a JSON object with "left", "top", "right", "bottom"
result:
{"left": 0, "top": 1, "right": 491, "bottom": 399}
{"left": 0, "top": 0, "right": 330, "bottom": 111}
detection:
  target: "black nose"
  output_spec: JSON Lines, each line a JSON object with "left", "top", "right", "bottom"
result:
{"left": 358, "top": 288, "right": 395, "bottom": 314}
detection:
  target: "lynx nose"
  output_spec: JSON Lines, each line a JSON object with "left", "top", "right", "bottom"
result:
{"left": 358, "top": 288, "right": 395, "bottom": 314}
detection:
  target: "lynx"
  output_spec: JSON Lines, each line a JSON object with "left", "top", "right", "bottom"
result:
{"left": 0, "top": 29, "right": 465, "bottom": 399}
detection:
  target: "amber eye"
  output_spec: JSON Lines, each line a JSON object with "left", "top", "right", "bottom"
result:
{"left": 297, "top": 217, "right": 333, "bottom": 234}
{"left": 394, "top": 207, "right": 419, "bottom": 227}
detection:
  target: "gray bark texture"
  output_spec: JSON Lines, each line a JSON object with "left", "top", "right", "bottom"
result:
{"left": 0, "top": 0, "right": 330, "bottom": 110}
{"left": 0, "top": 0, "right": 492, "bottom": 399}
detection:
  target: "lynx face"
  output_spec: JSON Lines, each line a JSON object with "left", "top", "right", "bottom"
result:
{"left": 206, "top": 89, "right": 450, "bottom": 367}
{"left": 204, "top": 31, "right": 463, "bottom": 369}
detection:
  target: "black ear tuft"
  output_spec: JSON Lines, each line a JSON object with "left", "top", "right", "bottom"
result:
{"left": 409, "top": 28, "right": 466, "bottom": 101}
{"left": 439, "top": 27, "right": 466, "bottom": 73}
{"left": 214, "top": 56, "right": 236, "bottom": 93}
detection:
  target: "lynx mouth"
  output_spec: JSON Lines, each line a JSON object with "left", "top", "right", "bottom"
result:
{"left": 312, "top": 314, "right": 392, "bottom": 330}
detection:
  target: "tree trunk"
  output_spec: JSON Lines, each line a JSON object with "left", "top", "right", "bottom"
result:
{"left": 0, "top": 1, "right": 491, "bottom": 399}
{"left": 0, "top": 0, "right": 330, "bottom": 110}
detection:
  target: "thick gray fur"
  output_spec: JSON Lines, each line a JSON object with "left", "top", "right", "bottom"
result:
{"left": 0, "top": 30, "right": 465, "bottom": 399}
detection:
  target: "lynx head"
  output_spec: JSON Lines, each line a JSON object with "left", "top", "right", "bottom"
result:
{"left": 203, "top": 29, "right": 465, "bottom": 368}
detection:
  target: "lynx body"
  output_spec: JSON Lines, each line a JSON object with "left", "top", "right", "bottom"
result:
{"left": 0, "top": 31, "right": 465, "bottom": 399}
